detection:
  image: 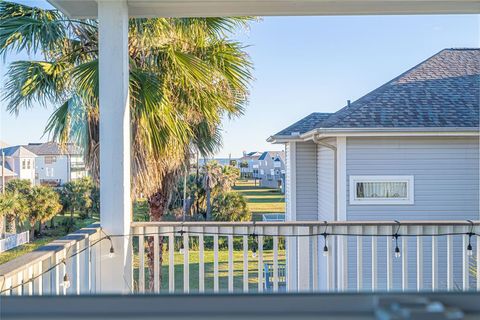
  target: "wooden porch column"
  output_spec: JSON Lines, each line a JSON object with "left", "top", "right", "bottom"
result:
{"left": 98, "top": 0, "right": 132, "bottom": 293}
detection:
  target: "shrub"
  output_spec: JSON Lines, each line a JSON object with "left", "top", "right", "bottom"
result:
{"left": 211, "top": 191, "right": 251, "bottom": 222}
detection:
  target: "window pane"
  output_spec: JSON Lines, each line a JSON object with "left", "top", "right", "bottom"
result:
{"left": 356, "top": 181, "right": 407, "bottom": 199}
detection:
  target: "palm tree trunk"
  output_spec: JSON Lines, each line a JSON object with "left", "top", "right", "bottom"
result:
{"left": 6, "top": 214, "right": 16, "bottom": 234}
{"left": 29, "top": 226, "right": 35, "bottom": 240}
{"left": 206, "top": 186, "right": 211, "bottom": 220}
{"left": 146, "top": 171, "right": 178, "bottom": 292}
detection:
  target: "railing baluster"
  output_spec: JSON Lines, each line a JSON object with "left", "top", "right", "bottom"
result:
{"left": 339, "top": 226, "right": 348, "bottom": 291}
{"left": 371, "top": 226, "right": 378, "bottom": 291}
{"left": 447, "top": 227, "right": 453, "bottom": 291}
{"left": 199, "top": 232, "right": 205, "bottom": 293}
{"left": 73, "top": 241, "right": 80, "bottom": 295}
{"left": 462, "top": 230, "right": 469, "bottom": 291}
{"left": 213, "top": 232, "right": 219, "bottom": 293}
{"left": 25, "top": 267, "right": 33, "bottom": 296}
{"left": 153, "top": 234, "right": 160, "bottom": 293}
{"left": 138, "top": 227, "right": 145, "bottom": 294}
{"left": 297, "top": 226, "right": 311, "bottom": 291}
{"left": 416, "top": 226, "right": 424, "bottom": 291}
{"left": 402, "top": 226, "right": 408, "bottom": 291}
{"left": 312, "top": 226, "right": 318, "bottom": 291}
{"left": 356, "top": 226, "right": 363, "bottom": 291}
{"left": 168, "top": 229, "right": 175, "bottom": 293}
{"left": 228, "top": 232, "right": 234, "bottom": 293}
{"left": 52, "top": 252, "right": 59, "bottom": 295}
{"left": 326, "top": 228, "right": 332, "bottom": 292}
{"left": 183, "top": 231, "right": 189, "bottom": 293}
{"left": 273, "top": 234, "right": 279, "bottom": 292}
{"left": 242, "top": 234, "right": 249, "bottom": 293}
{"left": 257, "top": 234, "right": 264, "bottom": 293}
{"left": 34, "top": 261, "right": 43, "bottom": 296}
{"left": 4, "top": 277, "right": 12, "bottom": 296}
{"left": 386, "top": 226, "right": 393, "bottom": 291}
{"left": 80, "top": 237, "right": 90, "bottom": 294}
{"left": 431, "top": 226, "right": 438, "bottom": 291}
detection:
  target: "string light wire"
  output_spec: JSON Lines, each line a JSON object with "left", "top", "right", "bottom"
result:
{"left": 1, "top": 221, "right": 478, "bottom": 294}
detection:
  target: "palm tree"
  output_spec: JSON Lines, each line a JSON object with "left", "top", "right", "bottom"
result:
{"left": 202, "top": 161, "right": 223, "bottom": 219}
{"left": 0, "top": 1, "right": 252, "bottom": 290}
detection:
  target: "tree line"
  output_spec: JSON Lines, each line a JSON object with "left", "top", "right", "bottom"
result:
{"left": 0, "top": 177, "right": 99, "bottom": 240}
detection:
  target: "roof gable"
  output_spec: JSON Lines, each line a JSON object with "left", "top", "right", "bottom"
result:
{"left": 271, "top": 48, "right": 480, "bottom": 138}
{"left": 0, "top": 146, "right": 36, "bottom": 158}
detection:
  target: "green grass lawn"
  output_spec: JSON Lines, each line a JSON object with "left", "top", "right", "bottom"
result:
{"left": 233, "top": 179, "right": 285, "bottom": 221}
{"left": 133, "top": 249, "right": 286, "bottom": 293}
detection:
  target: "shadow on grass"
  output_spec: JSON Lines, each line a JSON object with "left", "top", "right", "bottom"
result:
{"left": 133, "top": 253, "right": 286, "bottom": 293}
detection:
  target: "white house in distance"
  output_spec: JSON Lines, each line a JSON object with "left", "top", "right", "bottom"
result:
{"left": 257, "top": 151, "right": 286, "bottom": 189}
{"left": 0, "top": 146, "right": 37, "bottom": 186}
{"left": 269, "top": 49, "right": 480, "bottom": 291}
{"left": 24, "top": 142, "right": 87, "bottom": 187}
{"left": 238, "top": 151, "right": 263, "bottom": 178}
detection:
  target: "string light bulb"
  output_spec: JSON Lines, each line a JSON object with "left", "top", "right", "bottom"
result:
{"left": 109, "top": 245, "right": 115, "bottom": 258}
{"left": 393, "top": 234, "right": 401, "bottom": 258}
{"left": 394, "top": 245, "right": 401, "bottom": 258}
{"left": 467, "top": 233, "right": 473, "bottom": 256}
{"left": 322, "top": 231, "right": 329, "bottom": 257}
{"left": 63, "top": 273, "right": 71, "bottom": 289}
{"left": 179, "top": 242, "right": 185, "bottom": 254}
{"left": 252, "top": 247, "right": 257, "bottom": 258}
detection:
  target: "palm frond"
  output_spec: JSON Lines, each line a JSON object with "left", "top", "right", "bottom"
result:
{"left": 3, "top": 60, "right": 68, "bottom": 114}
{"left": 0, "top": 1, "right": 67, "bottom": 57}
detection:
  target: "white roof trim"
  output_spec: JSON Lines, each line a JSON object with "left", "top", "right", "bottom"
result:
{"left": 268, "top": 127, "right": 480, "bottom": 143}
{"left": 48, "top": 0, "right": 480, "bottom": 19}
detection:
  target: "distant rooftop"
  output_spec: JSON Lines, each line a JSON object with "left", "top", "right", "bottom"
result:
{"left": 24, "top": 142, "right": 83, "bottom": 156}
{"left": 0, "top": 145, "right": 36, "bottom": 158}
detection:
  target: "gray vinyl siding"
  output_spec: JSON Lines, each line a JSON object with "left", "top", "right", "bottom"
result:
{"left": 317, "top": 138, "right": 336, "bottom": 221}
{"left": 285, "top": 143, "right": 293, "bottom": 221}
{"left": 295, "top": 142, "right": 318, "bottom": 221}
{"left": 345, "top": 136, "right": 479, "bottom": 221}
{"left": 345, "top": 136, "right": 479, "bottom": 291}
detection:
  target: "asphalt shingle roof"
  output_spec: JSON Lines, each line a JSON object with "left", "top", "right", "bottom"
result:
{"left": 275, "top": 113, "right": 333, "bottom": 136}
{"left": 273, "top": 48, "right": 480, "bottom": 136}
{"left": 24, "top": 142, "right": 82, "bottom": 155}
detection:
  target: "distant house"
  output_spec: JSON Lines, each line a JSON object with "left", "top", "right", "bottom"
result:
{"left": 24, "top": 142, "right": 88, "bottom": 186}
{"left": 0, "top": 146, "right": 37, "bottom": 186}
{"left": 268, "top": 49, "right": 479, "bottom": 290}
{"left": 0, "top": 164, "right": 16, "bottom": 189}
{"left": 257, "top": 151, "right": 286, "bottom": 189}
{"left": 238, "top": 151, "right": 263, "bottom": 178}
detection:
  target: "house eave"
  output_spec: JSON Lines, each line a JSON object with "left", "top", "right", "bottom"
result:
{"left": 300, "top": 127, "right": 480, "bottom": 140}
{"left": 48, "top": 0, "right": 480, "bottom": 19}
{"left": 267, "top": 135, "right": 303, "bottom": 144}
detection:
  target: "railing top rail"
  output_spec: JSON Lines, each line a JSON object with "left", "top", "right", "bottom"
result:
{"left": 0, "top": 224, "right": 101, "bottom": 279}
{"left": 131, "top": 220, "right": 480, "bottom": 228}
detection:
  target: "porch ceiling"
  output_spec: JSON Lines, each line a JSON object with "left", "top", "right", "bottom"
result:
{"left": 48, "top": 0, "right": 480, "bottom": 18}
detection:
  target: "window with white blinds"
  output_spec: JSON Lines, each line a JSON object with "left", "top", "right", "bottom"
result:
{"left": 349, "top": 176, "right": 414, "bottom": 205}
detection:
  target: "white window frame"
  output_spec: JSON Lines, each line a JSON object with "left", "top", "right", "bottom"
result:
{"left": 349, "top": 175, "right": 414, "bottom": 205}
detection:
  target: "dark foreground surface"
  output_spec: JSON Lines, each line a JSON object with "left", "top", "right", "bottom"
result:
{"left": 1, "top": 292, "right": 479, "bottom": 319}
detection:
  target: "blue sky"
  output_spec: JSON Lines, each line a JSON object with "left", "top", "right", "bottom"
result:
{"left": 0, "top": 3, "right": 478, "bottom": 157}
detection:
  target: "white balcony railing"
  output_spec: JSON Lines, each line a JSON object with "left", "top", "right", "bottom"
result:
{"left": 131, "top": 220, "right": 480, "bottom": 294}
{"left": 1, "top": 221, "right": 478, "bottom": 296}
{"left": 0, "top": 224, "right": 102, "bottom": 296}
